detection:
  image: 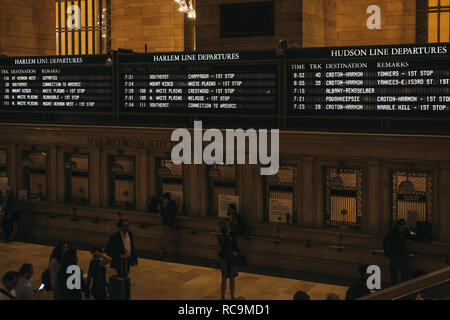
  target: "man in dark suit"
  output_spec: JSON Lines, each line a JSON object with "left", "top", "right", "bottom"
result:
{"left": 106, "top": 219, "right": 138, "bottom": 277}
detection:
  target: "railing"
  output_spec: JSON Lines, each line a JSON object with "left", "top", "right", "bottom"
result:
{"left": 358, "top": 266, "right": 450, "bottom": 300}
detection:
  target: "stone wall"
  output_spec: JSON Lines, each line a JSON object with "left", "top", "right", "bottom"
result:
{"left": 111, "top": 0, "right": 184, "bottom": 53}
{"left": 303, "top": 0, "right": 337, "bottom": 47}
{"left": 335, "top": 0, "right": 416, "bottom": 46}
{"left": 196, "top": 0, "right": 302, "bottom": 51}
{"left": 0, "top": 0, "right": 55, "bottom": 56}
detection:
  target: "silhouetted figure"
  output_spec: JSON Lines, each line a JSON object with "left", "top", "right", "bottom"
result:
{"left": 0, "top": 271, "right": 19, "bottom": 300}
{"left": 106, "top": 219, "right": 138, "bottom": 277}
{"left": 226, "top": 204, "right": 245, "bottom": 237}
{"left": 383, "top": 219, "right": 410, "bottom": 285}
{"left": 218, "top": 225, "right": 240, "bottom": 300}
{"left": 57, "top": 248, "right": 86, "bottom": 300}
{"left": 148, "top": 196, "right": 162, "bottom": 213}
{"left": 1, "top": 192, "right": 17, "bottom": 242}
{"left": 345, "top": 264, "right": 371, "bottom": 300}
{"left": 48, "top": 242, "right": 69, "bottom": 300}
{"left": 85, "top": 246, "right": 112, "bottom": 300}
{"left": 159, "top": 193, "right": 178, "bottom": 260}
{"left": 293, "top": 290, "right": 310, "bottom": 300}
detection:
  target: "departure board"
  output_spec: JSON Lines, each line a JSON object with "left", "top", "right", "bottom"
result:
{"left": 0, "top": 55, "right": 112, "bottom": 111}
{"left": 288, "top": 44, "right": 450, "bottom": 113}
{"left": 119, "top": 52, "right": 278, "bottom": 113}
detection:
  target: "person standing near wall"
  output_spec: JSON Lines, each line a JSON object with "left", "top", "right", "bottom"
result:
{"left": 159, "top": 193, "right": 178, "bottom": 260}
{"left": 217, "top": 223, "right": 240, "bottom": 300}
{"left": 383, "top": 219, "right": 410, "bottom": 285}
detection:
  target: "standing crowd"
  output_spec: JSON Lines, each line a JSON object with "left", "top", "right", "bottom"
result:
{"left": 1, "top": 189, "right": 429, "bottom": 300}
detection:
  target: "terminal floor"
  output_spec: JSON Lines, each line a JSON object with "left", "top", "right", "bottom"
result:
{"left": 0, "top": 241, "right": 349, "bottom": 300}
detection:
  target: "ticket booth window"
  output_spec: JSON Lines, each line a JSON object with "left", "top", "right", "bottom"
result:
{"left": 209, "top": 165, "right": 237, "bottom": 217}
{"left": 23, "top": 151, "right": 48, "bottom": 201}
{"left": 392, "top": 171, "right": 432, "bottom": 227}
{"left": 55, "top": 0, "right": 111, "bottom": 55}
{"left": 324, "top": 168, "right": 363, "bottom": 228}
{"left": 159, "top": 160, "right": 184, "bottom": 214}
{"left": 266, "top": 165, "right": 297, "bottom": 224}
{"left": 64, "top": 153, "right": 89, "bottom": 204}
{"left": 109, "top": 155, "right": 135, "bottom": 209}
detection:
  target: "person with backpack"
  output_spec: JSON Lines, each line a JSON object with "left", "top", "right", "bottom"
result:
{"left": 159, "top": 193, "right": 178, "bottom": 260}
{"left": 217, "top": 223, "right": 240, "bottom": 300}
{"left": 383, "top": 219, "right": 410, "bottom": 285}
{"left": 85, "top": 246, "right": 112, "bottom": 300}
{"left": 0, "top": 271, "right": 19, "bottom": 300}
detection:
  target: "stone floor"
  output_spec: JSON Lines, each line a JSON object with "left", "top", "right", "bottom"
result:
{"left": 0, "top": 241, "right": 349, "bottom": 300}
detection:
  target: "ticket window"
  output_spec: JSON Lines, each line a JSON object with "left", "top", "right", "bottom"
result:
{"left": 209, "top": 165, "right": 237, "bottom": 217}
{"left": 392, "top": 171, "right": 433, "bottom": 238}
{"left": 109, "top": 156, "right": 136, "bottom": 209}
{"left": 324, "top": 168, "right": 363, "bottom": 228}
{"left": 23, "top": 151, "right": 48, "bottom": 201}
{"left": 266, "top": 165, "right": 296, "bottom": 224}
{"left": 159, "top": 160, "right": 184, "bottom": 214}
{"left": 64, "top": 153, "right": 89, "bottom": 204}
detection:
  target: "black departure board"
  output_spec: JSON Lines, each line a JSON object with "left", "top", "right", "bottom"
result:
{"left": 288, "top": 44, "right": 450, "bottom": 113}
{"left": 0, "top": 55, "right": 112, "bottom": 112}
{"left": 118, "top": 52, "right": 278, "bottom": 113}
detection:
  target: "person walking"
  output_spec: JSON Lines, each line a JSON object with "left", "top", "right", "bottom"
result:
{"left": 159, "top": 193, "right": 178, "bottom": 260}
{"left": 48, "top": 242, "right": 69, "bottom": 300}
{"left": 383, "top": 219, "right": 410, "bottom": 285}
{"left": 106, "top": 219, "right": 138, "bottom": 277}
{"left": 217, "top": 223, "right": 240, "bottom": 300}
{"left": 85, "top": 246, "right": 112, "bottom": 300}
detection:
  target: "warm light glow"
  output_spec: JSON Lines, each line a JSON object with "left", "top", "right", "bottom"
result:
{"left": 174, "top": 0, "right": 196, "bottom": 19}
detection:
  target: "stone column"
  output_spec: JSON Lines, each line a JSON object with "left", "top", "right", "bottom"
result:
{"left": 366, "top": 160, "right": 381, "bottom": 234}
{"left": 438, "top": 162, "right": 450, "bottom": 241}
{"left": 90, "top": 147, "right": 101, "bottom": 207}
{"left": 301, "top": 157, "right": 315, "bottom": 227}
{"left": 136, "top": 150, "right": 148, "bottom": 211}
{"left": 48, "top": 146, "right": 57, "bottom": 202}
{"left": 8, "top": 143, "right": 16, "bottom": 192}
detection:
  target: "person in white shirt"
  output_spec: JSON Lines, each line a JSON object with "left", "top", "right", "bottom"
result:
{"left": 15, "top": 263, "right": 43, "bottom": 300}
{"left": 0, "top": 271, "right": 19, "bottom": 300}
{"left": 106, "top": 219, "right": 138, "bottom": 277}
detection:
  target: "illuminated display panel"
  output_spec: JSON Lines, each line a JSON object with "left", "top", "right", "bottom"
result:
{"left": 0, "top": 55, "right": 112, "bottom": 112}
{"left": 118, "top": 51, "right": 279, "bottom": 114}
{"left": 288, "top": 44, "right": 450, "bottom": 114}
